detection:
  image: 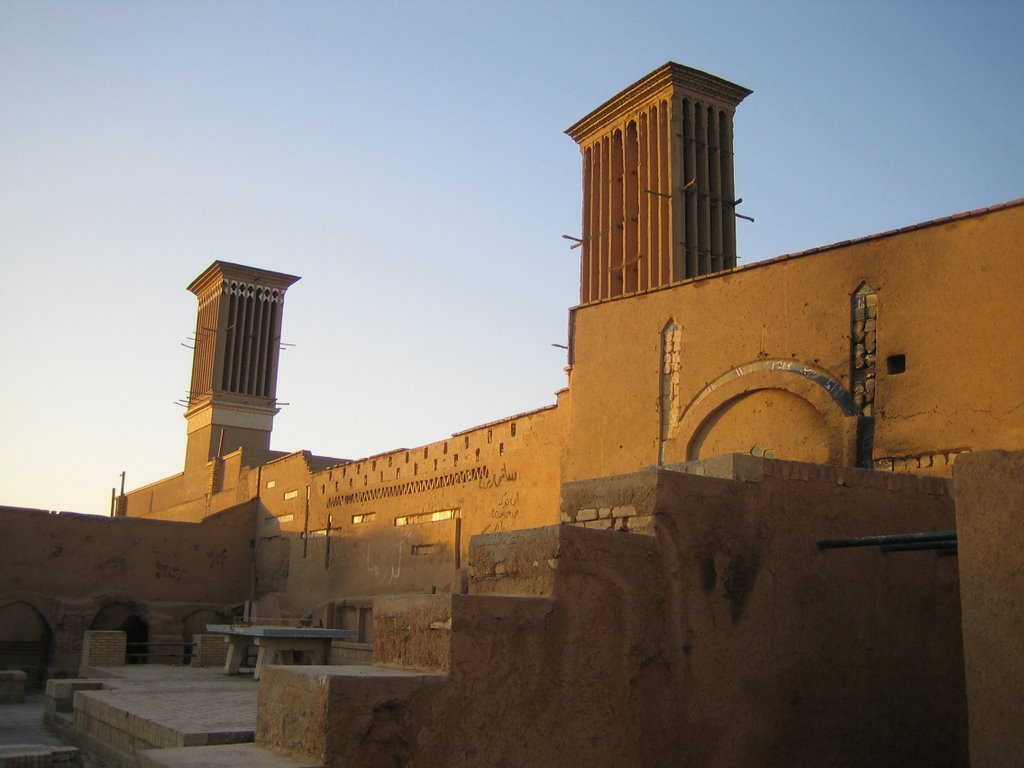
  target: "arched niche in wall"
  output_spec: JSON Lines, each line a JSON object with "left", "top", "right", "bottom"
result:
{"left": 89, "top": 599, "right": 150, "bottom": 665}
{"left": 0, "top": 600, "right": 53, "bottom": 686}
{"left": 688, "top": 388, "right": 831, "bottom": 463}
{"left": 181, "top": 609, "right": 230, "bottom": 665}
{"left": 670, "top": 359, "right": 859, "bottom": 466}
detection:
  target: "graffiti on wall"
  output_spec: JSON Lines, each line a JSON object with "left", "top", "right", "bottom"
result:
{"left": 480, "top": 465, "right": 521, "bottom": 533}
{"left": 365, "top": 531, "right": 411, "bottom": 586}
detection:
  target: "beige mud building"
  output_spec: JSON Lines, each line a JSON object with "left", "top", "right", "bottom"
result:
{"left": 2, "top": 63, "right": 1022, "bottom": 767}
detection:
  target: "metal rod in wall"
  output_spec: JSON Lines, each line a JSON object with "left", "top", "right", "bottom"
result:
{"left": 817, "top": 531, "right": 957, "bottom": 550}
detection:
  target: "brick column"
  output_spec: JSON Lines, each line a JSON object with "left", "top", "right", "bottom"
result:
{"left": 80, "top": 630, "right": 126, "bottom": 670}
{"left": 191, "top": 634, "right": 229, "bottom": 668}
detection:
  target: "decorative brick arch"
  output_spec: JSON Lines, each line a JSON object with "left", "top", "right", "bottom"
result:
{"left": 686, "top": 359, "right": 857, "bottom": 418}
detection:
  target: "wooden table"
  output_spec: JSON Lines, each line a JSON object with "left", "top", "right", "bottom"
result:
{"left": 205, "top": 624, "right": 356, "bottom": 680}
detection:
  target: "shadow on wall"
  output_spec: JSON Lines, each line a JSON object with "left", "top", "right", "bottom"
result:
{"left": 253, "top": 518, "right": 463, "bottom": 617}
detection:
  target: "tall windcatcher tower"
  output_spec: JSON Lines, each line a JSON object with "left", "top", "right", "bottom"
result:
{"left": 183, "top": 261, "right": 300, "bottom": 471}
{"left": 566, "top": 62, "right": 751, "bottom": 304}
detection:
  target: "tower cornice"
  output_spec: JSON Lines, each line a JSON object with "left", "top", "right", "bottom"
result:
{"left": 565, "top": 62, "right": 751, "bottom": 145}
{"left": 187, "top": 261, "right": 301, "bottom": 298}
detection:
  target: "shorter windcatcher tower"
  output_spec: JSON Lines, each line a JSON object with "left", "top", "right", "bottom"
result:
{"left": 566, "top": 62, "right": 751, "bottom": 304}
{"left": 183, "top": 261, "right": 300, "bottom": 471}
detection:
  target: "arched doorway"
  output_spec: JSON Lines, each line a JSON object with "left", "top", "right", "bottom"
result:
{"left": 90, "top": 602, "right": 149, "bottom": 664}
{"left": 0, "top": 601, "right": 52, "bottom": 687}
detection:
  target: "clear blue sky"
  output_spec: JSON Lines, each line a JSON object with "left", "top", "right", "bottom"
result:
{"left": 2, "top": 1, "right": 1021, "bottom": 514}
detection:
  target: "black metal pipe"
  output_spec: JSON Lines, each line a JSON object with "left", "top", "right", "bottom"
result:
{"left": 125, "top": 653, "right": 191, "bottom": 659}
{"left": 817, "top": 531, "right": 956, "bottom": 550}
{"left": 125, "top": 642, "right": 195, "bottom": 649}
{"left": 879, "top": 541, "right": 958, "bottom": 553}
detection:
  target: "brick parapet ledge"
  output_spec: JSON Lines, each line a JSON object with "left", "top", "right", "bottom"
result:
{"left": 669, "top": 453, "right": 952, "bottom": 495}
{"left": 760, "top": 456, "right": 951, "bottom": 495}
{"left": 560, "top": 454, "right": 952, "bottom": 530}
{"left": 79, "top": 631, "right": 126, "bottom": 672}
{"left": 45, "top": 678, "right": 105, "bottom": 714}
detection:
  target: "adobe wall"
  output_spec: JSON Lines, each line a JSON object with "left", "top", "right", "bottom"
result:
{"left": 954, "top": 449, "right": 1024, "bottom": 768}
{"left": 628, "top": 462, "right": 965, "bottom": 766}
{"left": 258, "top": 527, "right": 670, "bottom": 767}
{"left": 259, "top": 459, "right": 966, "bottom": 766}
{"left": 251, "top": 403, "right": 568, "bottom": 616}
{"left": 513, "top": 461, "right": 965, "bottom": 766}
{"left": 121, "top": 448, "right": 261, "bottom": 522}
{"left": 0, "top": 504, "right": 253, "bottom": 677}
{"left": 563, "top": 203, "right": 1024, "bottom": 483}
{"left": 115, "top": 206, "right": 1022, "bottom": 628}
{"left": 543, "top": 464, "right": 965, "bottom": 766}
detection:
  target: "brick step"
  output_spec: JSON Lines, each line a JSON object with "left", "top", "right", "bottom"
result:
{"left": 70, "top": 680, "right": 256, "bottom": 765}
{"left": 140, "top": 743, "right": 323, "bottom": 768}
{"left": 0, "top": 744, "right": 82, "bottom": 767}
{"left": 258, "top": 665, "right": 446, "bottom": 766}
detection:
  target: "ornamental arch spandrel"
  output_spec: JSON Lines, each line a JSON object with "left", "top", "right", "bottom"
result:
{"left": 669, "top": 360, "right": 859, "bottom": 466}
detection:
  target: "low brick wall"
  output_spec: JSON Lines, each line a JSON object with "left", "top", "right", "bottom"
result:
{"left": 79, "top": 632, "right": 125, "bottom": 672}
{"left": 191, "top": 634, "right": 228, "bottom": 668}
{"left": 329, "top": 641, "right": 372, "bottom": 665}
{"left": 0, "top": 744, "right": 81, "bottom": 767}
{"left": 0, "top": 669, "right": 27, "bottom": 702}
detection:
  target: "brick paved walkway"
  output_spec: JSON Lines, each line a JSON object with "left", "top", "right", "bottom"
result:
{"left": 76, "top": 666, "right": 258, "bottom": 749}
{"left": 0, "top": 666, "right": 318, "bottom": 768}
{"left": 0, "top": 690, "right": 112, "bottom": 767}
{"left": 85, "top": 678, "right": 257, "bottom": 740}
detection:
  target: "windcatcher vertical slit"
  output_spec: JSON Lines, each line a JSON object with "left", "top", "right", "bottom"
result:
{"left": 565, "top": 62, "right": 751, "bottom": 305}
{"left": 183, "top": 261, "right": 300, "bottom": 471}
